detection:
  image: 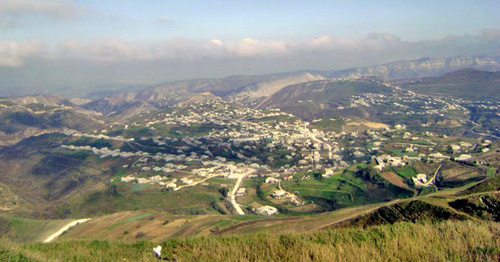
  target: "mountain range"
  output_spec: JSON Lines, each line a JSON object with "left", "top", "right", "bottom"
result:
{"left": 77, "top": 55, "right": 499, "bottom": 119}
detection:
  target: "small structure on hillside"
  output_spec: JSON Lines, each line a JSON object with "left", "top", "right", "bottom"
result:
{"left": 165, "top": 182, "right": 177, "bottom": 191}
{"left": 265, "top": 177, "right": 281, "bottom": 184}
{"left": 236, "top": 187, "right": 247, "bottom": 197}
{"left": 412, "top": 174, "right": 429, "bottom": 187}
{"left": 455, "top": 154, "right": 472, "bottom": 162}
{"left": 271, "top": 189, "right": 287, "bottom": 198}
{"left": 255, "top": 205, "right": 278, "bottom": 216}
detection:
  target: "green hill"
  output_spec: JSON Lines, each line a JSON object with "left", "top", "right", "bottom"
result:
{"left": 257, "top": 80, "right": 391, "bottom": 119}
{"left": 402, "top": 69, "right": 500, "bottom": 100}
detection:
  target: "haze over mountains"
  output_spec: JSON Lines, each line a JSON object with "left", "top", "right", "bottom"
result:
{"left": 0, "top": 47, "right": 499, "bottom": 262}
{"left": 324, "top": 55, "right": 499, "bottom": 79}
{"left": 1, "top": 2, "right": 499, "bottom": 260}
{"left": 1, "top": 54, "right": 498, "bottom": 147}
{"left": 75, "top": 55, "right": 499, "bottom": 118}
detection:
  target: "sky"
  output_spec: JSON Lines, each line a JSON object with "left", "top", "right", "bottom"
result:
{"left": 0, "top": 0, "right": 499, "bottom": 97}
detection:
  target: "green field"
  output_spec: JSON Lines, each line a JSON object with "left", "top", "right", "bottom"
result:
{"left": 282, "top": 168, "right": 413, "bottom": 210}
{"left": 392, "top": 165, "right": 418, "bottom": 178}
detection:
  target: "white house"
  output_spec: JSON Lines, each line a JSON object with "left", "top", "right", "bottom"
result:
{"left": 271, "top": 189, "right": 287, "bottom": 198}
{"left": 236, "top": 187, "right": 247, "bottom": 197}
{"left": 265, "top": 177, "right": 281, "bottom": 184}
{"left": 255, "top": 205, "right": 278, "bottom": 216}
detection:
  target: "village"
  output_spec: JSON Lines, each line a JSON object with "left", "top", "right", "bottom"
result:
{"left": 58, "top": 98, "right": 496, "bottom": 216}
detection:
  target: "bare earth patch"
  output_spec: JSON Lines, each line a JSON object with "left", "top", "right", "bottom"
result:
{"left": 380, "top": 171, "right": 414, "bottom": 192}
{"left": 346, "top": 121, "right": 389, "bottom": 129}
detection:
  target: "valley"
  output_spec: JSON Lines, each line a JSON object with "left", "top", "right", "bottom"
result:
{"left": 0, "top": 56, "right": 498, "bottom": 261}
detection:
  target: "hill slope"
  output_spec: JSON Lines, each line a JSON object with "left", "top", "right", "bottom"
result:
{"left": 257, "top": 80, "right": 392, "bottom": 119}
{"left": 84, "top": 72, "right": 325, "bottom": 118}
{"left": 0, "top": 220, "right": 497, "bottom": 261}
{"left": 0, "top": 96, "right": 105, "bottom": 146}
{"left": 401, "top": 69, "right": 500, "bottom": 100}
{"left": 325, "top": 55, "right": 499, "bottom": 80}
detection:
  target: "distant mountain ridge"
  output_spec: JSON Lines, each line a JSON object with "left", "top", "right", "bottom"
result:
{"left": 324, "top": 55, "right": 499, "bottom": 80}
{"left": 3, "top": 55, "right": 497, "bottom": 121}
{"left": 0, "top": 95, "right": 106, "bottom": 146}
{"left": 226, "top": 72, "right": 325, "bottom": 102}
{"left": 257, "top": 79, "right": 392, "bottom": 119}
{"left": 83, "top": 55, "right": 498, "bottom": 118}
{"left": 401, "top": 69, "right": 500, "bottom": 100}
{"left": 83, "top": 72, "right": 325, "bottom": 118}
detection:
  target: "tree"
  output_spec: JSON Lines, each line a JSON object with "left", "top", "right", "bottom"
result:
{"left": 218, "top": 187, "right": 229, "bottom": 197}
{"left": 355, "top": 166, "right": 378, "bottom": 182}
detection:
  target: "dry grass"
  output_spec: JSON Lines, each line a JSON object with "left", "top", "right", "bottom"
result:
{"left": 1, "top": 220, "right": 498, "bottom": 261}
{"left": 345, "top": 120, "right": 389, "bottom": 129}
{"left": 379, "top": 171, "right": 414, "bottom": 192}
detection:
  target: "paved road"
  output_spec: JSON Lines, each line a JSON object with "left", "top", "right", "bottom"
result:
{"left": 43, "top": 219, "right": 90, "bottom": 243}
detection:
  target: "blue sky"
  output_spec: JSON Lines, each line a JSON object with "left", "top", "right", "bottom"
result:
{"left": 0, "top": 0, "right": 498, "bottom": 96}
{"left": 2, "top": 0, "right": 498, "bottom": 42}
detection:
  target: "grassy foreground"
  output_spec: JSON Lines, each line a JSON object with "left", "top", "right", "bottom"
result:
{"left": 1, "top": 220, "right": 499, "bottom": 261}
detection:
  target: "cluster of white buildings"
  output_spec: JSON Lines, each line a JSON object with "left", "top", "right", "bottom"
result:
{"left": 61, "top": 129, "right": 133, "bottom": 142}
{"left": 60, "top": 145, "right": 144, "bottom": 158}
{"left": 120, "top": 175, "right": 170, "bottom": 185}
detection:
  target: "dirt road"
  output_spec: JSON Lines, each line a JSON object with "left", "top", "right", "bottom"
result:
{"left": 43, "top": 219, "right": 90, "bottom": 243}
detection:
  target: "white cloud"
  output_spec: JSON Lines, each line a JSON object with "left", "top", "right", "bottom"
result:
{"left": 225, "top": 38, "right": 289, "bottom": 57}
{"left": 156, "top": 17, "right": 171, "bottom": 24}
{"left": 56, "top": 37, "right": 291, "bottom": 63}
{"left": 53, "top": 32, "right": 497, "bottom": 65}
{"left": 0, "top": 40, "right": 44, "bottom": 67}
{"left": 59, "top": 38, "right": 187, "bottom": 63}
{"left": 308, "top": 35, "right": 353, "bottom": 48}
{"left": 1, "top": 31, "right": 498, "bottom": 69}
{"left": 208, "top": 39, "right": 223, "bottom": 46}
{"left": 0, "top": 31, "right": 498, "bottom": 97}
{"left": 0, "top": 0, "right": 81, "bottom": 21}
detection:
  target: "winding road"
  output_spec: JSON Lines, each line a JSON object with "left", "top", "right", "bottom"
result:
{"left": 420, "top": 163, "right": 444, "bottom": 187}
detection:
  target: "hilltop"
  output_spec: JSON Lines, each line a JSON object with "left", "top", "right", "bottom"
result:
{"left": 325, "top": 55, "right": 499, "bottom": 80}
{"left": 401, "top": 69, "right": 500, "bottom": 100}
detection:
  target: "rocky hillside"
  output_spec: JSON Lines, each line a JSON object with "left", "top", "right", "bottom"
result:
{"left": 178, "top": 92, "right": 223, "bottom": 106}
{"left": 83, "top": 72, "right": 325, "bottom": 117}
{"left": 0, "top": 95, "right": 106, "bottom": 146}
{"left": 326, "top": 56, "right": 499, "bottom": 80}
{"left": 2, "top": 95, "right": 70, "bottom": 107}
{"left": 257, "top": 79, "right": 392, "bottom": 119}
{"left": 226, "top": 72, "right": 325, "bottom": 102}
{"left": 80, "top": 55, "right": 499, "bottom": 119}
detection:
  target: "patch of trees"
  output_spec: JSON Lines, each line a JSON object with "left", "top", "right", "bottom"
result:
{"left": 355, "top": 166, "right": 378, "bottom": 182}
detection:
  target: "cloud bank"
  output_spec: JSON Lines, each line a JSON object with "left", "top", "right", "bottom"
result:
{"left": 0, "top": 30, "right": 498, "bottom": 96}
{"left": 0, "top": 40, "right": 45, "bottom": 67}
{"left": 0, "top": 0, "right": 80, "bottom": 19}
{"left": 0, "top": 0, "right": 81, "bottom": 27}
{"left": 2, "top": 30, "right": 499, "bottom": 67}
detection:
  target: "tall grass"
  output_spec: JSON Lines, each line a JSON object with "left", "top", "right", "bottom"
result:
{"left": 1, "top": 220, "right": 498, "bottom": 261}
